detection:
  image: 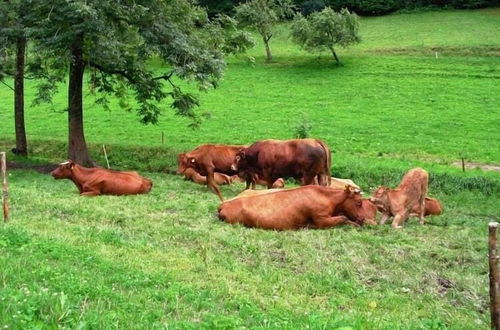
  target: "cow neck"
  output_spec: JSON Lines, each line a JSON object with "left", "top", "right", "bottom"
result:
{"left": 70, "top": 164, "right": 96, "bottom": 182}
{"left": 329, "top": 189, "right": 349, "bottom": 213}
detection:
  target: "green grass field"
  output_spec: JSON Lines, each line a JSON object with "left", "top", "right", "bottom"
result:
{"left": 0, "top": 8, "right": 499, "bottom": 329}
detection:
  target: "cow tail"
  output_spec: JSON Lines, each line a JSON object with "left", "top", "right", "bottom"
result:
{"left": 317, "top": 139, "right": 331, "bottom": 186}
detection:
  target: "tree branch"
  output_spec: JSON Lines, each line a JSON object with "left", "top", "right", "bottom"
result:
{"left": 88, "top": 61, "right": 136, "bottom": 82}
{"left": 0, "top": 79, "right": 14, "bottom": 91}
{"left": 152, "top": 71, "right": 174, "bottom": 81}
{"left": 89, "top": 61, "right": 174, "bottom": 85}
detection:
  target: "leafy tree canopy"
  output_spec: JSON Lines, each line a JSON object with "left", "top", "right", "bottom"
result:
{"left": 291, "top": 7, "right": 360, "bottom": 63}
{"left": 234, "top": 0, "right": 294, "bottom": 60}
{"left": 28, "top": 0, "right": 252, "bottom": 125}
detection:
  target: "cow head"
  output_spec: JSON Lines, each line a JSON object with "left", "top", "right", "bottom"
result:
{"left": 177, "top": 153, "right": 197, "bottom": 174}
{"left": 51, "top": 160, "right": 75, "bottom": 179}
{"left": 230, "top": 148, "right": 247, "bottom": 171}
{"left": 369, "top": 186, "right": 390, "bottom": 213}
{"left": 339, "top": 185, "right": 365, "bottom": 224}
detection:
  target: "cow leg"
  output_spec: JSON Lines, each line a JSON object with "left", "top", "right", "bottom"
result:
{"left": 392, "top": 212, "right": 409, "bottom": 229}
{"left": 312, "top": 215, "right": 360, "bottom": 229}
{"left": 380, "top": 213, "right": 390, "bottom": 225}
{"left": 206, "top": 169, "right": 224, "bottom": 201}
{"left": 301, "top": 174, "right": 316, "bottom": 186}
{"left": 318, "top": 174, "right": 329, "bottom": 186}
{"left": 419, "top": 196, "right": 426, "bottom": 225}
{"left": 80, "top": 190, "right": 100, "bottom": 197}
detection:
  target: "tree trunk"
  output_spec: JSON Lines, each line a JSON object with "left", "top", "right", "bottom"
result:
{"left": 263, "top": 36, "right": 272, "bottom": 61}
{"left": 14, "top": 36, "right": 27, "bottom": 156}
{"left": 329, "top": 46, "right": 340, "bottom": 64}
{"left": 68, "top": 34, "right": 94, "bottom": 166}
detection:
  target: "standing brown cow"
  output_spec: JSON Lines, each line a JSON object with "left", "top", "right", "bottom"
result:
{"left": 231, "top": 139, "right": 331, "bottom": 189}
{"left": 370, "top": 168, "right": 429, "bottom": 228}
{"left": 51, "top": 161, "right": 152, "bottom": 196}
{"left": 177, "top": 144, "right": 243, "bottom": 201}
{"left": 218, "top": 185, "right": 364, "bottom": 230}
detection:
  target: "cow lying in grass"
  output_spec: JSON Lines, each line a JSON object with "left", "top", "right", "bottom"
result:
{"left": 218, "top": 186, "right": 365, "bottom": 230}
{"left": 181, "top": 168, "right": 232, "bottom": 186}
{"left": 231, "top": 174, "right": 285, "bottom": 189}
{"left": 370, "top": 168, "right": 429, "bottom": 228}
{"left": 51, "top": 160, "right": 152, "bottom": 196}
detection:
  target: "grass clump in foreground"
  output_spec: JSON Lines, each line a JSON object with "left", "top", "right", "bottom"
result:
{"left": 0, "top": 169, "right": 498, "bottom": 328}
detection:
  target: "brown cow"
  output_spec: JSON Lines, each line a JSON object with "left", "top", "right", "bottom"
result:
{"left": 218, "top": 186, "right": 364, "bottom": 230}
{"left": 231, "top": 139, "right": 331, "bottom": 189}
{"left": 182, "top": 167, "right": 232, "bottom": 186}
{"left": 51, "top": 160, "right": 152, "bottom": 196}
{"left": 177, "top": 144, "right": 244, "bottom": 201}
{"left": 370, "top": 168, "right": 429, "bottom": 228}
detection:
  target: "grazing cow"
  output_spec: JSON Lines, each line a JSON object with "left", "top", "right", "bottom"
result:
{"left": 410, "top": 197, "right": 443, "bottom": 217}
{"left": 182, "top": 168, "right": 232, "bottom": 186}
{"left": 231, "top": 139, "right": 331, "bottom": 189}
{"left": 370, "top": 168, "right": 429, "bottom": 228}
{"left": 218, "top": 186, "right": 364, "bottom": 230}
{"left": 51, "top": 160, "right": 152, "bottom": 196}
{"left": 177, "top": 144, "right": 244, "bottom": 201}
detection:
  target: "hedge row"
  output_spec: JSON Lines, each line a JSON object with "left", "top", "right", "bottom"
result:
{"left": 300, "top": 0, "right": 500, "bottom": 15}
{"left": 198, "top": 0, "right": 499, "bottom": 16}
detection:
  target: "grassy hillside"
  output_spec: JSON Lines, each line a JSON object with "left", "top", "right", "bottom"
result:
{"left": 1, "top": 170, "right": 498, "bottom": 328}
{"left": 0, "top": 9, "right": 499, "bottom": 170}
{"left": 0, "top": 8, "right": 499, "bottom": 328}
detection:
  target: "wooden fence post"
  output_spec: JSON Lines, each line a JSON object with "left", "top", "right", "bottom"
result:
{"left": 489, "top": 222, "right": 500, "bottom": 329}
{"left": 1, "top": 152, "right": 8, "bottom": 222}
{"left": 102, "top": 145, "right": 110, "bottom": 169}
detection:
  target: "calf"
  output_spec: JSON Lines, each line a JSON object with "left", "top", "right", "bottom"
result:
{"left": 182, "top": 168, "right": 232, "bottom": 186}
{"left": 177, "top": 144, "right": 244, "bottom": 201}
{"left": 218, "top": 186, "right": 364, "bottom": 230}
{"left": 329, "top": 177, "right": 360, "bottom": 190}
{"left": 410, "top": 197, "right": 443, "bottom": 217}
{"left": 51, "top": 161, "right": 152, "bottom": 196}
{"left": 370, "top": 168, "right": 429, "bottom": 228}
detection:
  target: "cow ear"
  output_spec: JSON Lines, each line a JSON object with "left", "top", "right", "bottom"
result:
{"left": 344, "top": 185, "right": 351, "bottom": 195}
{"left": 241, "top": 151, "right": 246, "bottom": 159}
{"left": 67, "top": 160, "right": 75, "bottom": 169}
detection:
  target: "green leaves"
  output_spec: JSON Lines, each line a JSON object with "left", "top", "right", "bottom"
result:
{"left": 291, "top": 7, "right": 360, "bottom": 63}
{"left": 26, "top": 0, "right": 253, "bottom": 126}
{"left": 235, "top": 0, "right": 294, "bottom": 60}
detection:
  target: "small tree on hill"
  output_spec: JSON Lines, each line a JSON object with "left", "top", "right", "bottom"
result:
{"left": 291, "top": 7, "right": 360, "bottom": 64}
{"left": 235, "top": 0, "right": 295, "bottom": 61}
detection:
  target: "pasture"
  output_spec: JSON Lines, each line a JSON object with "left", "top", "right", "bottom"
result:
{"left": 0, "top": 8, "right": 500, "bottom": 329}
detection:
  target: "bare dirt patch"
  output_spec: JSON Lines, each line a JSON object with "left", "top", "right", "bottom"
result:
{"left": 452, "top": 161, "right": 500, "bottom": 172}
